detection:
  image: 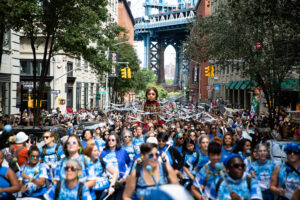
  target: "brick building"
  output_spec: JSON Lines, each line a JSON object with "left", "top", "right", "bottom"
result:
{"left": 189, "top": 0, "right": 210, "bottom": 103}
{"left": 118, "top": 0, "right": 135, "bottom": 45}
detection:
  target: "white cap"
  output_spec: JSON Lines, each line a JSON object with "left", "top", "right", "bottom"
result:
{"left": 146, "top": 137, "right": 158, "bottom": 145}
{"left": 15, "top": 131, "right": 29, "bottom": 144}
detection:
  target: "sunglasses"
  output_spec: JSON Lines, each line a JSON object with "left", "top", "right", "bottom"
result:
{"left": 64, "top": 166, "right": 78, "bottom": 172}
{"left": 108, "top": 139, "right": 115, "bottom": 142}
{"left": 231, "top": 163, "right": 246, "bottom": 169}
{"left": 178, "top": 137, "right": 184, "bottom": 140}
{"left": 67, "top": 141, "right": 78, "bottom": 146}
{"left": 43, "top": 136, "right": 51, "bottom": 140}
{"left": 104, "top": 133, "right": 109, "bottom": 136}
{"left": 31, "top": 155, "right": 39, "bottom": 159}
{"left": 124, "top": 136, "right": 131, "bottom": 139}
{"left": 286, "top": 150, "right": 299, "bottom": 155}
{"left": 148, "top": 152, "right": 160, "bottom": 159}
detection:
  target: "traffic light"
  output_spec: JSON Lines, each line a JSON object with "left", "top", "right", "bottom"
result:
{"left": 121, "top": 68, "right": 127, "bottom": 78}
{"left": 58, "top": 98, "right": 65, "bottom": 105}
{"left": 126, "top": 67, "right": 131, "bottom": 79}
{"left": 210, "top": 66, "right": 214, "bottom": 77}
{"left": 205, "top": 66, "right": 210, "bottom": 77}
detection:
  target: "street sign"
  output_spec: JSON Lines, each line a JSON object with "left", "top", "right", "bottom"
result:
{"left": 99, "top": 91, "right": 106, "bottom": 94}
{"left": 214, "top": 84, "right": 220, "bottom": 90}
{"left": 51, "top": 90, "right": 60, "bottom": 94}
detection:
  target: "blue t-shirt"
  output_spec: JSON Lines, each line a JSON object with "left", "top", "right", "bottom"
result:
{"left": 278, "top": 163, "right": 300, "bottom": 199}
{"left": 193, "top": 164, "right": 221, "bottom": 200}
{"left": 132, "top": 136, "right": 145, "bottom": 149}
{"left": 183, "top": 151, "right": 198, "bottom": 179}
{"left": 39, "top": 143, "right": 64, "bottom": 168}
{"left": 122, "top": 143, "right": 138, "bottom": 162}
{"left": 217, "top": 175, "right": 263, "bottom": 200}
{"left": 250, "top": 160, "right": 276, "bottom": 191}
{"left": 221, "top": 146, "right": 234, "bottom": 162}
{"left": 102, "top": 150, "right": 118, "bottom": 170}
{"left": 18, "top": 162, "right": 48, "bottom": 197}
{"left": 92, "top": 159, "right": 110, "bottom": 191}
{"left": 0, "top": 167, "right": 11, "bottom": 198}
{"left": 44, "top": 180, "right": 92, "bottom": 200}
{"left": 195, "top": 150, "right": 209, "bottom": 170}
{"left": 54, "top": 154, "right": 95, "bottom": 181}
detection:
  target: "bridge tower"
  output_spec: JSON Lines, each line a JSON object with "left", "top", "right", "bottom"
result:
{"left": 135, "top": 0, "right": 196, "bottom": 85}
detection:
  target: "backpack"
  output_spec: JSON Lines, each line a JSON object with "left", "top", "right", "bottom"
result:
{"left": 55, "top": 180, "right": 84, "bottom": 200}
{"left": 216, "top": 176, "right": 252, "bottom": 195}
{"left": 5, "top": 145, "right": 25, "bottom": 172}
{"left": 135, "top": 162, "right": 170, "bottom": 188}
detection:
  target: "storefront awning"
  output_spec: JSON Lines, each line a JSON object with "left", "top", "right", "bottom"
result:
{"left": 229, "top": 81, "right": 239, "bottom": 89}
{"left": 240, "top": 80, "right": 251, "bottom": 90}
{"left": 281, "top": 79, "right": 299, "bottom": 91}
{"left": 226, "top": 82, "right": 233, "bottom": 89}
{"left": 234, "top": 81, "right": 244, "bottom": 90}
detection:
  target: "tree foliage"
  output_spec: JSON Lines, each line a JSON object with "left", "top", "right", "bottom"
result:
{"left": 0, "top": 0, "right": 31, "bottom": 70}
{"left": 17, "top": 0, "right": 109, "bottom": 125}
{"left": 186, "top": 0, "right": 300, "bottom": 127}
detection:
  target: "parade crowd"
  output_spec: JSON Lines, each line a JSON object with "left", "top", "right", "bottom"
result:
{"left": 0, "top": 87, "right": 299, "bottom": 200}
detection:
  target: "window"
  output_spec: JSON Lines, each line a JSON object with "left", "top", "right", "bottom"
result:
{"left": 84, "top": 60, "right": 88, "bottom": 68}
{"left": 90, "top": 83, "right": 94, "bottom": 96}
{"left": 84, "top": 83, "right": 88, "bottom": 108}
{"left": 67, "top": 62, "right": 73, "bottom": 77}
{"left": 20, "top": 60, "right": 50, "bottom": 76}
{"left": 76, "top": 57, "right": 81, "bottom": 67}
{"left": 76, "top": 82, "right": 81, "bottom": 110}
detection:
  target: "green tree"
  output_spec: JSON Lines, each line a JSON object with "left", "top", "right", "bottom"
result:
{"left": 109, "top": 41, "right": 140, "bottom": 102}
{"left": 19, "top": 0, "right": 109, "bottom": 125}
{"left": 0, "top": 0, "right": 30, "bottom": 70}
{"left": 186, "top": 0, "right": 299, "bottom": 128}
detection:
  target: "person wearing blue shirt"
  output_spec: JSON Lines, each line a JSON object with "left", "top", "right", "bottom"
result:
{"left": 233, "top": 139, "right": 252, "bottom": 175}
{"left": 123, "top": 143, "right": 179, "bottom": 200}
{"left": 101, "top": 133, "right": 131, "bottom": 200}
{"left": 39, "top": 131, "right": 64, "bottom": 184}
{"left": 173, "top": 132, "right": 185, "bottom": 156}
{"left": 44, "top": 159, "right": 92, "bottom": 200}
{"left": 84, "top": 143, "right": 118, "bottom": 200}
{"left": 122, "top": 130, "right": 138, "bottom": 162}
{"left": 81, "top": 130, "right": 100, "bottom": 150}
{"left": 182, "top": 138, "right": 198, "bottom": 190}
{"left": 270, "top": 142, "right": 300, "bottom": 200}
{"left": 216, "top": 154, "right": 263, "bottom": 200}
{"left": 19, "top": 146, "right": 48, "bottom": 198}
{"left": 221, "top": 133, "right": 235, "bottom": 162}
{"left": 54, "top": 135, "right": 96, "bottom": 190}
{"left": 191, "top": 142, "right": 222, "bottom": 200}
{"left": 208, "top": 124, "right": 223, "bottom": 141}
{"left": 0, "top": 151, "right": 20, "bottom": 199}
{"left": 250, "top": 143, "right": 276, "bottom": 200}
{"left": 132, "top": 126, "right": 145, "bottom": 150}
{"left": 195, "top": 135, "right": 210, "bottom": 170}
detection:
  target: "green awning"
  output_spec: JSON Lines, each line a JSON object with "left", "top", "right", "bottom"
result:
{"left": 234, "top": 81, "right": 244, "bottom": 90}
{"left": 229, "top": 81, "right": 239, "bottom": 89}
{"left": 226, "top": 82, "right": 233, "bottom": 89}
{"left": 281, "top": 78, "right": 299, "bottom": 91}
{"left": 240, "top": 80, "right": 251, "bottom": 90}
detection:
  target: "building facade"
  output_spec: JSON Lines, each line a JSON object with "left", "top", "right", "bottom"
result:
{"left": 0, "top": 30, "right": 20, "bottom": 116}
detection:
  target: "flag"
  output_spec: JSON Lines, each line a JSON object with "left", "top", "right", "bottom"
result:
{"left": 250, "top": 96, "right": 259, "bottom": 119}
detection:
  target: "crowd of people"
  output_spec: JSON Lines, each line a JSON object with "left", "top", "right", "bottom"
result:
{"left": 0, "top": 87, "right": 299, "bottom": 200}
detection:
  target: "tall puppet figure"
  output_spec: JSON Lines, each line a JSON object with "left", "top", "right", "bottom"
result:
{"left": 142, "top": 87, "right": 163, "bottom": 127}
